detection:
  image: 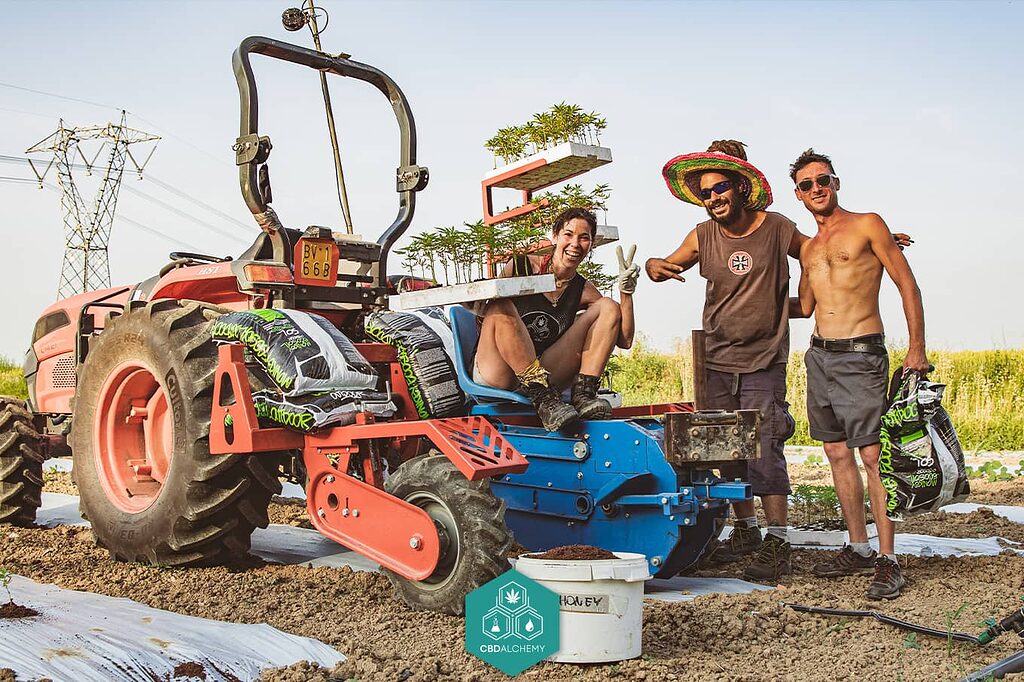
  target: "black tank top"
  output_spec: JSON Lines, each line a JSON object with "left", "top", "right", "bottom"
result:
{"left": 511, "top": 255, "right": 586, "bottom": 355}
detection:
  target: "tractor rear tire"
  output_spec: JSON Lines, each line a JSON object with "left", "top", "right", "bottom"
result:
{"left": 0, "top": 398, "right": 45, "bottom": 526}
{"left": 383, "top": 451, "right": 512, "bottom": 615}
{"left": 69, "top": 299, "right": 282, "bottom": 566}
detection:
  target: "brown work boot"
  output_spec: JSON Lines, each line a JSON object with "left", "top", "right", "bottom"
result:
{"left": 702, "top": 520, "right": 763, "bottom": 565}
{"left": 743, "top": 532, "right": 792, "bottom": 582}
{"left": 866, "top": 556, "right": 906, "bottom": 600}
{"left": 516, "top": 360, "right": 578, "bottom": 432}
{"left": 812, "top": 545, "right": 878, "bottom": 577}
{"left": 570, "top": 373, "right": 613, "bottom": 420}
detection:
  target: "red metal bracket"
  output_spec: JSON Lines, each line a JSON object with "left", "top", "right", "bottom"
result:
{"left": 210, "top": 344, "right": 303, "bottom": 454}
{"left": 481, "top": 158, "right": 550, "bottom": 226}
{"left": 304, "top": 465, "right": 440, "bottom": 580}
{"left": 305, "top": 416, "right": 528, "bottom": 481}
{"left": 611, "top": 402, "right": 694, "bottom": 418}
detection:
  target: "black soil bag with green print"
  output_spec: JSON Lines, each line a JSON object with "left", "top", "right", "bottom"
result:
{"left": 364, "top": 307, "right": 465, "bottom": 419}
{"left": 211, "top": 309, "right": 377, "bottom": 395}
{"left": 252, "top": 388, "right": 396, "bottom": 432}
{"left": 878, "top": 369, "right": 970, "bottom": 520}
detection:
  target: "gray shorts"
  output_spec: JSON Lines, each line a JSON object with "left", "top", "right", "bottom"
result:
{"left": 805, "top": 340, "right": 889, "bottom": 448}
{"left": 706, "top": 363, "right": 795, "bottom": 497}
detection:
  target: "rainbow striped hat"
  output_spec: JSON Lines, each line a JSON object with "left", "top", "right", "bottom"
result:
{"left": 662, "top": 151, "right": 773, "bottom": 211}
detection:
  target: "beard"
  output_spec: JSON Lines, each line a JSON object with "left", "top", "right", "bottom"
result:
{"left": 704, "top": 196, "right": 744, "bottom": 226}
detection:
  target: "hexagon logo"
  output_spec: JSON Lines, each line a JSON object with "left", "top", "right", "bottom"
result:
{"left": 482, "top": 607, "right": 512, "bottom": 640}
{"left": 513, "top": 607, "right": 544, "bottom": 641}
{"left": 465, "top": 570, "right": 559, "bottom": 675}
{"left": 497, "top": 580, "right": 529, "bottom": 612}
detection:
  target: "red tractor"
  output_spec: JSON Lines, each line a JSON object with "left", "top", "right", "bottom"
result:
{"left": 1, "top": 34, "right": 754, "bottom": 615}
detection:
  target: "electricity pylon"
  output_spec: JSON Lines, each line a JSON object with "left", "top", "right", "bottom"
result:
{"left": 26, "top": 111, "right": 159, "bottom": 298}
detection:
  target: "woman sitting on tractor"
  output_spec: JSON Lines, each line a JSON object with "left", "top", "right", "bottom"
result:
{"left": 473, "top": 207, "right": 639, "bottom": 431}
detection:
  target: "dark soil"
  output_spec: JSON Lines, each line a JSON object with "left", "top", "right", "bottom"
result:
{"left": 531, "top": 545, "right": 618, "bottom": 560}
{"left": 172, "top": 662, "right": 207, "bottom": 679}
{"left": 506, "top": 542, "right": 533, "bottom": 559}
{"left": 0, "top": 601, "right": 38, "bottom": 619}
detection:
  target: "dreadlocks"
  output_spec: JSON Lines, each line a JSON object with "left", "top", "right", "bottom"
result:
{"left": 706, "top": 139, "right": 748, "bottom": 160}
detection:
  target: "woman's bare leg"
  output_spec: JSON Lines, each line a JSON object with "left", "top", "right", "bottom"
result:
{"left": 473, "top": 300, "right": 536, "bottom": 390}
{"left": 542, "top": 298, "right": 622, "bottom": 388}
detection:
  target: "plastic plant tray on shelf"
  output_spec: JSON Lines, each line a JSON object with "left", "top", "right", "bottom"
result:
{"left": 484, "top": 142, "right": 613, "bottom": 192}
{"left": 482, "top": 142, "right": 614, "bottom": 225}
{"left": 532, "top": 224, "right": 619, "bottom": 254}
{"left": 389, "top": 274, "right": 555, "bottom": 311}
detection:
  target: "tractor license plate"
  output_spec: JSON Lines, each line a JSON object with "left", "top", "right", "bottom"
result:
{"left": 294, "top": 238, "right": 339, "bottom": 286}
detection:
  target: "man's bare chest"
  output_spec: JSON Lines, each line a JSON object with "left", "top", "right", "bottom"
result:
{"left": 806, "top": 233, "right": 872, "bottom": 273}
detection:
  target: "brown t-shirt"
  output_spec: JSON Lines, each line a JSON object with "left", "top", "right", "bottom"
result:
{"left": 697, "top": 211, "right": 796, "bottom": 373}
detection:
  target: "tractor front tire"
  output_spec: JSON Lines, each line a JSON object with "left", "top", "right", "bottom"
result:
{"left": 0, "top": 398, "right": 44, "bottom": 526}
{"left": 384, "top": 451, "right": 512, "bottom": 615}
{"left": 69, "top": 299, "right": 282, "bottom": 566}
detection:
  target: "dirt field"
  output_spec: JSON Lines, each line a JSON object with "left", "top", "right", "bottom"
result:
{"left": 3, "top": 467, "right": 1022, "bottom": 682}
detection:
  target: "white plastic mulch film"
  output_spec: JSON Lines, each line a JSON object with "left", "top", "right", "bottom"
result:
{"left": 0, "top": 575, "right": 344, "bottom": 681}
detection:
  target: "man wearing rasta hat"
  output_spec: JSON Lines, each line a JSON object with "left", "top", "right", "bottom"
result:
{"left": 647, "top": 139, "right": 801, "bottom": 581}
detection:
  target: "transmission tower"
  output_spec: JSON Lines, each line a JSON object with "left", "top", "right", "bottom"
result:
{"left": 26, "top": 111, "right": 160, "bottom": 298}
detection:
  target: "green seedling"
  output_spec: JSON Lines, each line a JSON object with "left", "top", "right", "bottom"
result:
{"left": 0, "top": 566, "right": 13, "bottom": 604}
{"left": 902, "top": 632, "right": 921, "bottom": 649}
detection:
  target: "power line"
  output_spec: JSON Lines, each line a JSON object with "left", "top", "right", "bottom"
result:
{"left": 0, "top": 81, "right": 122, "bottom": 113}
{"left": 119, "top": 183, "right": 248, "bottom": 245}
{"left": 35, "top": 181, "right": 206, "bottom": 252}
{"left": 0, "top": 153, "right": 254, "bottom": 240}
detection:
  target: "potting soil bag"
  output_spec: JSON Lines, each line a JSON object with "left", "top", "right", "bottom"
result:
{"left": 364, "top": 307, "right": 465, "bottom": 419}
{"left": 211, "top": 309, "right": 377, "bottom": 395}
{"left": 879, "top": 370, "right": 970, "bottom": 520}
{"left": 253, "top": 388, "right": 396, "bottom": 433}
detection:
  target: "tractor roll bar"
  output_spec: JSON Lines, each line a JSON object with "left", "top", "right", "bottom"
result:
{"left": 232, "top": 36, "right": 428, "bottom": 279}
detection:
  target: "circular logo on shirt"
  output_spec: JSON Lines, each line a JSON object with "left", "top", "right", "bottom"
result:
{"left": 728, "top": 251, "right": 753, "bottom": 275}
{"left": 523, "top": 312, "right": 556, "bottom": 341}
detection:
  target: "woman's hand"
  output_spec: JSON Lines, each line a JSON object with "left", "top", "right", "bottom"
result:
{"left": 616, "top": 244, "right": 640, "bottom": 295}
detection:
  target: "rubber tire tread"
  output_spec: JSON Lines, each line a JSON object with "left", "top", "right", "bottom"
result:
{"left": 0, "top": 398, "right": 45, "bottom": 526}
{"left": 69, "top": 299, "right": 282, "bottom": 567}
{"left": 383, "top": 451, "right": 512, "bottom": 615}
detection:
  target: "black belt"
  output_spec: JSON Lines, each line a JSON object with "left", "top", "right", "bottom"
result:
{"left": 811, "top": 334, "right": 887, "bottom": 355}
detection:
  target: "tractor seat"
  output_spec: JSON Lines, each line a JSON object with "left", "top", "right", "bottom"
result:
{"left": 449, "top": 305, "right": 530, "bottom": 405}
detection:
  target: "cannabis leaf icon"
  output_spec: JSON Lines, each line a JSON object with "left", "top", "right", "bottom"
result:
{"left": 504, "top": 589, "right": 520, "bottom": 605}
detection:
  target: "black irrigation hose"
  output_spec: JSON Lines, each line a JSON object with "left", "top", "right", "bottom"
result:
{"left": 957, "top": 650, "right": 1024, "bottom": 682}
{"left": 783, "top": 603, "right": 983, "bottom": 644}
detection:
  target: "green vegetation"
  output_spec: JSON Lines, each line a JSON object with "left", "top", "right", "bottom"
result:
{"left": 483, "top": 102, "right": 607, "bottom": 165}
{"left": 610, "top": 344, "right": 1024, "bottom": 451}
{"left": 397, "top": 183, "right": 614, "bottom": 292}
{"left": 0, "top": 567, "right": 12, "bottom": 604}
{"left": 0, "top": 357, "right": 27, "bottom": 399}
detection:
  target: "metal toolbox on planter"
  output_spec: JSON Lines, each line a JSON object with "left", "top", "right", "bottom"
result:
{"left": 663, "top": 409, "right": 760, "bottom": 465}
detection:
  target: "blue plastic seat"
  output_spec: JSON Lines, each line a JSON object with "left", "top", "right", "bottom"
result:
{"left": 449, "top": 305, "right": 531, "bottom": 406}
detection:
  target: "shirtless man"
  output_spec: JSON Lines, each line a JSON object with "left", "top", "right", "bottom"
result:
{"left": 791, "top": 148, "right": 928, "bottom": 600}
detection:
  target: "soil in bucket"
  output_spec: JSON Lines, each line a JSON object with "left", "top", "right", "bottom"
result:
{"left": 531, "top": 545, "right": 617, "bottom": 560}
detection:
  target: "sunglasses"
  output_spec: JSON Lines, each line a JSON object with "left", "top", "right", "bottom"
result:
{"left": 698, "top": 180, "right": 734, "bottom": 201}
{"left": 797, "top": 174, "right": 838, "bottom": 192}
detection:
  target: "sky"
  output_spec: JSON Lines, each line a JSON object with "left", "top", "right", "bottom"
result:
{"left": 1, "top": 0, "right": 1022, "bottom": 360}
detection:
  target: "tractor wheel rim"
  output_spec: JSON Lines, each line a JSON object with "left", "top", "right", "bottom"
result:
{"left": 406, "top": 491, "right": 460, "bottom": 588}
{"left": 94, "top": 360, "right": 173, "bottom": 513}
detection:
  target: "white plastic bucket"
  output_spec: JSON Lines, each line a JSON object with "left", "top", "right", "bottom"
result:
{"left": 513, "top": 551, "right": 650, "bottom": 663}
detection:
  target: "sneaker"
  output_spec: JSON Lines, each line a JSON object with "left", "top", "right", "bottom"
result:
{"left": 743, "top": 533, "right": 792, "bottom": 582}
{"left": 812, "top": 545, "right": 878, "bottom": 577}
{"left": 703, "top": 521, "right": 763, "bottom": 565}
{"left": 866, "top": 556, "right": 906, "bottom": 600}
